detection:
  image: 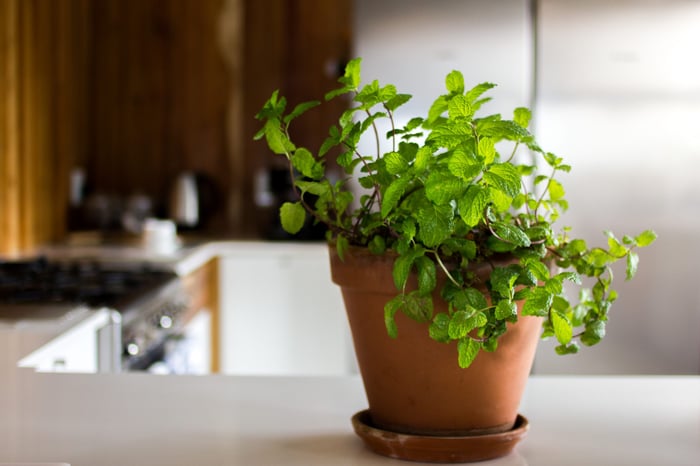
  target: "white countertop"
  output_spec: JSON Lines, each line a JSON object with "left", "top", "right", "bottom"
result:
{"left": 0, "top": 371, "right": 698, "bottom": 466}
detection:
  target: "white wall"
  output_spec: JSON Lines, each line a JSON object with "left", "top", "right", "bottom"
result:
{"left": 532, "top": 0, "right": 700, "bottom": 374}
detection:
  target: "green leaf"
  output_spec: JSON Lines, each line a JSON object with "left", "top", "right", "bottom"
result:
{"left": 513, "top": 107, "right": 531, "bottom": 128}
{"left": 491, "top": 223, "right": 531, "bottom": 247}
{"left": 425, "top": 172, "right": 467, "bottom": 205}
{"left": 385, "top": 151, "right": 408, "bottom": 175}
{"left": 381, "top": 177, "right": 410, "bottom": 218}
{"left": 458, "top": 185, "right": 490, "bottom": 227}
{"left": 477, "top": 137, "right": 496, "bottom": 164}
{"left": 338, "top": 57, "right": 362, "bottom": 89}
{"left": 635, "top": 230, "right": 658, "bottom": 247}
{"left": 448, "top": 310, "right": 472, "bottom": 339}
{"left": 448, "top": 95, "right": 473, "bottom": 119}
{"left": 415, "top": 256, "right": 437, "bottom": 296}
{"left": 283, "top": 101, "right": 320, "bottom": 124}
{"left": 385, "top": 93, "right": 412, "bottom": 111}
{"left": 402, "top": 291, "right": 433, "bottom": 322}
{"left": 463, "top": 287, "right": 489, "bottom": 311}
{"left": 458, "top": 338, "right": 481, "bottom": 368}
{"left": 551, "top": 310, "right": 573, "bottom": 345}
{"left": 416, "top": 204, "right": 454, "bottom": 247}
{"left": 465, "top": 82, "right": 496, "bottom": 104}
{"left": 555, "top": 342, "right": 580, "bottom": 355}
{"left": 368, "top": 235, "right": 386, "bottom": 255}
{"left": 393, "top": 253, "right": 414, "bottom": 291}
{"left": 291, "top": 148, "right": 322, "bottom": 179}
{"left": 445, "top": 70, "right": 465, "bottom": 94}
{"left": 426, "top": 95, "right": 448, "bottom": 124}
{"left": 548, "top": 179, "right": 565, "bottom": 201}
{"left": 496, "top": 300, "right": 517, "bottom": 320}
{"left": 384, "top": 296, "right": 401, "bottom": 339}
{"left": 490, "top": 266, "right": 520, "bottom": 297}
{"left": 522, "top": 287, "right": 554, "bottom": 316}
{"left": 263, "top": 120, "right": 295, "bottom": 154}
{"left": 335, "top": 234, "right": 349, "bottom": 262}
{"left": 581, "top": 321, "right": 606, "bottom": 346}
{"left": 626, "top": 251, "right": 639, "bottom": 280}
{"left": 279, "top": 202, "right": 305, "bottom": 234}
{"left": 448, "top": 150, "right": 482, "bottom": 181}
{"left": 295, "top": 180, "right": 329, "bottom": 196}
{"left": 525, "top": 260, "right": 551, "bottom": 282}
{"left": 414, "top": 146, "right": 432, "bottom": 172}
{"left": 429, "top": 313, "right": 451, "bottom": 343}
{"left": 484, "top": 163, "right": 521, "bottom": 198}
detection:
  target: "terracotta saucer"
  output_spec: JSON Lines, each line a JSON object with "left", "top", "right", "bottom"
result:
{"left": 351, "top": 410, "right": 529, "bottom": 463}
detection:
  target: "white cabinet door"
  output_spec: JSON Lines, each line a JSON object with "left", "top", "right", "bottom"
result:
{"left": 219, "top": 243, "right": 355, "bottom": 375}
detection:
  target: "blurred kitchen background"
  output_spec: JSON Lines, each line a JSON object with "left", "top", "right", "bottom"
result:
{"left": 1, "top": 0, "right": 698, "bottom": 375}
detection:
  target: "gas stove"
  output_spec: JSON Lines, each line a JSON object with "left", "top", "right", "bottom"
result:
{"left": 0, "top": 257, "right": 189, "bottom": 372}
{"left": 0, "top": 257, "right": 175, "bottom": 308}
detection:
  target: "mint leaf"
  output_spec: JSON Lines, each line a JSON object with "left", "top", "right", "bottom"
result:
{"left": 491, "top": 222, "right": 531, "bottom": 248}
{"left": 551, "top": 310, "right": 573, "bottom": 345}
{"left": 484, "top": 163, "right": 521, "bottom": 198}
{"left": 279, "top": 202, "right": 305, "bottom": 234}
{"left": 402, "top": 291, "right": 433, "bottom": 322}
{"left": 429, "top": 313, "right": 451, "bottom": 343}
{"left": 581, "top": 321, "right": 606, "bottom": 346}
{"left": 384, "top": 296, "right": 401, "bottom": 338}
{"left": 425, "top": 172, "right": 467, "bottom": 205}
{"left": 478, "top": 137, "right": 496, "bottom": 164}
{"left": 445, "top": 70, "right": 465, "bottom": 94}
{"left": 626, "top": 251, "right": 639, "bottom": 280}
{"left": 495, "top": 299, "right": 517, "bottom": 320}
{"left": 447, "top": 150, "right": 482, "bottom": 181}
{"left": 291, "top": 148, "right": 322, "bottom": 179}
{"left": 416, "top": 203, "right": 453, "bottom": 247}
{"left": 385, "top": 151, "right": 408, "bottom": 175}
{"left": 263, "top": 120, "right": 295, "bottom": 154}
{"left": 458, "top": 185, "right": 490, "bottom": 227}
{"left": 448, "top": 95, "right": 473, "bottom": 119}
{"left": 513, "top": 107, "right": 531, "bottom": 128}
{"left": 415, "top": 256, "right": 437, "bottom": 296}
{"left": 284, "top": 101, "right": 320, "bottom": 124}
{"left": 523, "top": 287, "right": 553, "bottom": 316}
{"left": 458, "top": 338, "right": 481, "bottom": 368}
{"left": 448, "top": 310, "right": 472, "bottom": 339}
{"left": 635, "top": 230, "right": 658, "bottom": 247}
{"left": 381, "top": 177, "right": 410, "bottom": 218}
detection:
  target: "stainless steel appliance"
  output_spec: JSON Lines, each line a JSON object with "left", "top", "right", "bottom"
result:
{"left": 0, "top": 257, "right": 190, "bottom": 373}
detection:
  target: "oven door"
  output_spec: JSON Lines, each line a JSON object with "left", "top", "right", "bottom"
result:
{"left": 140, "top": 310, "right": 212, "bottom": 375}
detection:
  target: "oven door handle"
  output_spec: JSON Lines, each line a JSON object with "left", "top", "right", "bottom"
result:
{"left": 96, "top": 309, "right": 122, "bottom": 373}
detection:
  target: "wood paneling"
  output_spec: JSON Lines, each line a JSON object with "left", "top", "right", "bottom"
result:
{"left": 0, "top": 0, "right": 90, "bottom": 256}
{"left": 239, "top": 0, "right": 352, "bottom": 236}
{"left": 1, "top": 0, "right": 352, "bottom": 253}
{"left": 86, "top": 0, "right": 230, "bottom": 230}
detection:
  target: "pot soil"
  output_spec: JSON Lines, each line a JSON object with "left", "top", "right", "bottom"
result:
{"left": 330, "top": 245, "right": 541, "bottom": 442}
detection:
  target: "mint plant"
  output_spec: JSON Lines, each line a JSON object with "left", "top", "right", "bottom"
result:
{"left": 255, "top": 58, "right": 656, "bottom": 368}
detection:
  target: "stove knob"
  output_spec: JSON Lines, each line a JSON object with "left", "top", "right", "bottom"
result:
{"left": 126, "top": 341, "right": 140, "bottom": 356}
{"left": 159, "top": 314, "right": 173, "bottom": 329}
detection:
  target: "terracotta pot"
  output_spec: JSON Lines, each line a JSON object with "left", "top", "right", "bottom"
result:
{"left": 329, "top": 245, "right": 542, "bottom": 437}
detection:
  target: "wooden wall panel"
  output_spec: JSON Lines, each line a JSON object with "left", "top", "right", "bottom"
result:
{"left": 87, "top": 0, "right": 230, "bottom": 230}
{"left": 239, "top": 0, "right": 352, "bottom": 237}
{"left": 0, "top": 0, "right": 90, "bottom": 256}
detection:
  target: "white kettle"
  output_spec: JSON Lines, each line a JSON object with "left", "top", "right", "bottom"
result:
{"left": 170, "top": 172, "right": 199, "bottom": 228}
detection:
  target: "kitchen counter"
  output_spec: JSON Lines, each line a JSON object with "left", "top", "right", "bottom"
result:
{"left": 0, "top": 369, "right": 698, "bottom": 466}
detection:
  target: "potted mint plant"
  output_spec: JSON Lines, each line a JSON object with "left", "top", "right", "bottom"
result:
{"left": 255, "top": 58, "right": 656, "bottom": 463}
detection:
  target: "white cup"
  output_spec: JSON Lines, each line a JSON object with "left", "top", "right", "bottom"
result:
{"left": 142, "top": 218, "right": 179, "bottom": 255}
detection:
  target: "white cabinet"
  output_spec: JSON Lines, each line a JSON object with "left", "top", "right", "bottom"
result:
{"left": 14, "top": 308, "right": 119, "bottom": 373}
{"left": 218, "top": 243, "right": 355, "bottom": 375}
